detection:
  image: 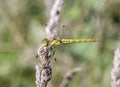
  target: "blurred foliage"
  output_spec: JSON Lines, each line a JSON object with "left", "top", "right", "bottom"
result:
{"left": 0, "top": 0, "right": 120, "bottom": 87}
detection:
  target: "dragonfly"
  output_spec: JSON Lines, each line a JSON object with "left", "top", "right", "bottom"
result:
{"left": 41, "top": 25, "right": 97, "bottom": 47}
{"left": 41, "top": 36, "right": 97, "bottom": 47}
{"left": 37, "top": 25, "right": 98, "bottom": 58}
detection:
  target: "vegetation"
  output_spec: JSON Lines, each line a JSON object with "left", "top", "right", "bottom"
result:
{"left": 0, "top": 0, "right": 120, "bottom": 87}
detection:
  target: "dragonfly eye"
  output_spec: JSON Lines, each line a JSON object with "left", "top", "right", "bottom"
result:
{"left": 41, "top": 38, "right": 49, "bottom": 46}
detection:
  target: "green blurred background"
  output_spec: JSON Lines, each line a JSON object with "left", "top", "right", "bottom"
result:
{"left": 0, "top": 0, "right": 120, "bottom": 87}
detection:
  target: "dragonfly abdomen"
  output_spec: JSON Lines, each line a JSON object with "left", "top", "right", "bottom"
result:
{"left": 61, "top": 39, "right": 97, "bottom": 44}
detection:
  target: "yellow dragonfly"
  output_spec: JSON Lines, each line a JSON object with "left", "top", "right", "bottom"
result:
{"left": 37, "top": 25, "right": 98, "bottom": 58}
{"left": 41, "top": 26, "right": 98, "bottom": 47}
{"left": 41, "top": 36, "right": 97, "bottom": 47}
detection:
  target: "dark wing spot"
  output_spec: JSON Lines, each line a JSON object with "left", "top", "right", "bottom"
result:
{"left": 56, "top": 10, "right": 60, "bottom": 15}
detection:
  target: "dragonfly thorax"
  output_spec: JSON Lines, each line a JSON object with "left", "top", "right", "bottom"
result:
{"left": 49, "top": 36, "right": 61, "bottom": 46}
{"left": 41, "top": 36, "right": 61, "bottom": 47}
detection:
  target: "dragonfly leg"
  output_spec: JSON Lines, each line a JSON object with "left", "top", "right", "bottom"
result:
{"left": 49, "top": 46, "right": 56, "bottom": 57}
{"left": 50, "top": 46, "right": 57, "bottom": 62}
{"left": 36, "top": 54, "right": 38, "bottom": 58}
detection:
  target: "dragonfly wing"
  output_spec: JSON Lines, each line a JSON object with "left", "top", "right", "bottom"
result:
{"left": 59, "top": 25, "right": 73, "bottom": 39}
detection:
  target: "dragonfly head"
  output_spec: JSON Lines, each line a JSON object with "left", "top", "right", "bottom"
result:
{"left": 41, "top": 38, "right": 49, "bottom": 46}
